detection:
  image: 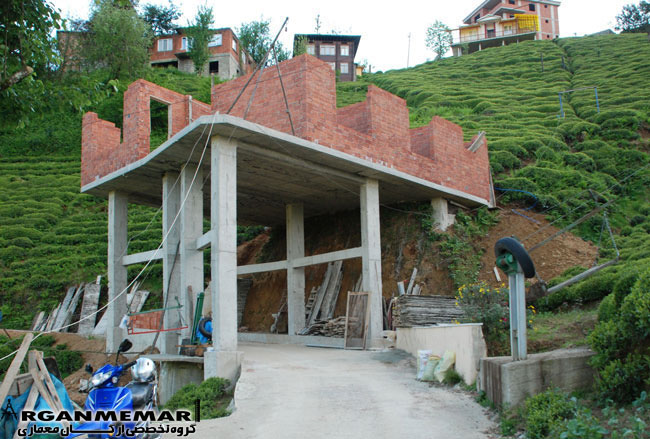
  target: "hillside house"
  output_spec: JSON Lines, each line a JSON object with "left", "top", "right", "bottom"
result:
{"left": 57, "top": 27, "right": 255, "bottom": 79}
{"left": 451, "top": 0, "right": 561, "bottom": 56}
{"left": 293, "top": 34, "right": 361, "bottom": 82}
{"left": 80, "top": 54, "right": 493, "bottom": 395}
{"left": 150, "top": 28, "right": 255, "bottom": 79}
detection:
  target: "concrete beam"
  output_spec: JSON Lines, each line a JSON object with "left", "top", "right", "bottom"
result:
{"left": 237, "top": 260, "right": 288, "bottom": 275}
{"left": 162, "top": 171, "right": 181, "bottom": 354}
{"left": 286, "top": 203, "right": 305, "bottom": 336}
{"left": 107, "top": 191, "right": 128, "bottom": 352}
{"left": 195, "top": 231, "right": 211, "bottom": 251}
{"left": 122, "top": 249, "right": 162, "bottom": 266}
{"left": 180, "top": 164, "right": 204, "bottom": 340}
{"left": 360, "top": 179, "right": 383, "bottom": 344}
{"left": 235, "top": 247, "right": 363, "bottom": 275}
{"left": 211, "top": 135, "right": 238, "bottom": 352}
{"left": 291, "top": 247, "right": 362, "bottom": 268}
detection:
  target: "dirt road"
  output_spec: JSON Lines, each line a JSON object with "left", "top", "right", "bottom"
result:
{"left": 193, "top": 343, "right": 496, "bottom": 439}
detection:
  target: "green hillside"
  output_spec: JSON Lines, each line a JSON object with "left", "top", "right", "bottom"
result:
{"left": 339, "top": 33, "right": 650, "bottom": 310}
{"left": 1, "top": 34, "right": 649, "bottom": 330}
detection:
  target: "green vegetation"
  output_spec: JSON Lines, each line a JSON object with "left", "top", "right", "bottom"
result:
{"left": 85, "top": 1, "right": 153, "bottom": 78}
{"left": 501, "top": 389, "right": 650, "bottom": 438}
{"left": 163, "top": 377, "right": 231, "bottom": 419}
{"left": 0, "top": 335, "right": 83, "bottom": 380}
{"left": 186, "top": 5, "right": 214, "bottom": 76}
{"left": 0, "top": 67, "right": 211, "bottom": 328}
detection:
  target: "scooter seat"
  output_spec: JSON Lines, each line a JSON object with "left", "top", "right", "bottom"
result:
{"left": 126, "top": 382, "right": 154, "bottom": 410}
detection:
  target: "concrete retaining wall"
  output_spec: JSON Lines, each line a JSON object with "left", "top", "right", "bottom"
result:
{"left": 477, "top": 348, "right": 595, "bottom": 407}
{"left": 395, "top": 324, "right": 487, "bottom": 384}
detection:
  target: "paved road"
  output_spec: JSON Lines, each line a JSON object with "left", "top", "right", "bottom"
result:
{"left": 191, "top": 343, "right": 496, "bottom": 439}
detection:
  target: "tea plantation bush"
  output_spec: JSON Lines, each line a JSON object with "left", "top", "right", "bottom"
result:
{"left": 589, "top": 267, "right": 650, "bottom": 403}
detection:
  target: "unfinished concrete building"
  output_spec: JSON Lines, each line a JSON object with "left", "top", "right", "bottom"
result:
{"left": 80, "top": 54, "right": 494, "bottom": 393}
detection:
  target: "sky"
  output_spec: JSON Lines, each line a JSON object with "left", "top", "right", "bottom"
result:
{"left": 50, "top": 0, "right": 634, "bottom": 71}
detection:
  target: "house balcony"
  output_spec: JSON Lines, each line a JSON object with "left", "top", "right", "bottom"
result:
{"left": 452, "top": 27, "right": 537, "bottom": 45}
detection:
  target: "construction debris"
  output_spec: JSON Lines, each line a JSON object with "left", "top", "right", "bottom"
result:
{"left": 301, "top": 316, "right": 346, "bottom": 337}
{"left": 306, "top": 261, "right": 344, "bottom": 326}
{"left": 392, "top": 295, "right": 464, "bottom": 328}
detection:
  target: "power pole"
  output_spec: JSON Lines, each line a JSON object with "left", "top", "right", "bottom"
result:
{"left": 407, "top": 33, "right": 411, "bottom": 68}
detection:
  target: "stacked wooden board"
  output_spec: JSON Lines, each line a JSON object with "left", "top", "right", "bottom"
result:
{"left": 301, "top": 316, "right": 346, "bottom": 337}
{"left": 392, "top": 295, "right": 464, "bottom": 328}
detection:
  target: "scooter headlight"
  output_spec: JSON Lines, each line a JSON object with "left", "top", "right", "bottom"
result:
{"left": 91, "top": 371, "right": 112, "bottom": 387}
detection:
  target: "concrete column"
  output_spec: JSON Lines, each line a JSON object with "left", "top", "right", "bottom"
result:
{"left": 360, "top": 179, "right": 383, "bottom": 344}
{"left": 107, "top": 191, "right": 128, "bottom": 353}
{"left": 180, "top": 164, "right": 204, "bottom": 340}
{"left": 431, "top": 197, "right": 455, "bottom": 231}
{"left": 210, "top": 135, "right": 238, "bottom": 351}
{"left": 162, "top": 171, "right": 181, "bottom": 354}
{"left": 286, "top": 204, "right": 305, "bottom": 335}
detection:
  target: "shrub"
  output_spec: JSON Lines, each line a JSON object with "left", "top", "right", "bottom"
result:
{"left": 563, "top": 152, "right": 596, "bottom": 172}
{"left": 164, "top": 377, "right": 231, "bottom": 419}
{"left": 589, "top": 267, "right": 650, "bottom": 403}
{"left": 490, "top": 150, "right": 521, "bottom": 171}
{"left": 536, "top": 146, "right": 559, "bottom": 163}
{"left": 597, "top": 293, "right": 617, "bottom": 322}
{"left": 524, "top": 389, "right": 577, "bottom": 439}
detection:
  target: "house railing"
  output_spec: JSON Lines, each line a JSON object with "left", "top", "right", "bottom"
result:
{"left": 452, "top": 27, "right": 537, "bottom": 44}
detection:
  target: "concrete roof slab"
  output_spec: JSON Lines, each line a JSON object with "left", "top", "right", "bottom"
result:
{"left": 81, "top": 115, "right": 489, "bottom": 225}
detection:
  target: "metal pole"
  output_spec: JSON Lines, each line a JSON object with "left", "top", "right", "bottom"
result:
{"left": 559, "top": 92, "right": 564, "bottom": 118}
{"left": 594, "top": 87, "right": 600, "bottom": 113}
{"left": 508, "top": 264, "right": 527, "bottom": 360}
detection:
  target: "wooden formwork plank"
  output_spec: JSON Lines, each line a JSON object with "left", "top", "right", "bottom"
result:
{"left": 307, "top": 263, "right": 333, "bottom": 326}
{"left": 52, "top": 287, "right": 77, "bottom": 331}
{"left": 62, "top": 285, "right": 85, "bottom": 331}
{"left": 0, "top": 332, "right": 34, "bottom": 406}
{"left": 11, "top": 384, "right": 39, "bottom": 439}
{"left": 77, "top": 283, "right": 100, "bottom": 335}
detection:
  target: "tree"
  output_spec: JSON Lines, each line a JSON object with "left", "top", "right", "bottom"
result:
{"left": 616, "top": 1, "right": 650, "bottom": 33}
{"left": 293, "top": 36, "right": 308, "bottom": 57}
{"left": 141, "top": 1, "right": 180, "bottom": 35}
{"left": 425, "top": 21, "right": 453, "bottom": 61}
{"left": 237, "top": 18, "right": 290, "bottom": 66}
{"left": 0, "top": 0, "right": 62, "bottom": 91}
{"left": 186, "top": 5, "right": 213, "bottom": 75}
{"left": 86, "top": 1, "right": 152, "bottom": 78}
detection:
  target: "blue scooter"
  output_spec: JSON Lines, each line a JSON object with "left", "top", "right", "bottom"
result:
{"left": 71, "top": 339, "right": 159, "bottom": 439}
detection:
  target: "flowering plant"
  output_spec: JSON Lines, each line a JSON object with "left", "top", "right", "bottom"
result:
{"left": 455, "top": 282, "right": 536, "bottom": 356}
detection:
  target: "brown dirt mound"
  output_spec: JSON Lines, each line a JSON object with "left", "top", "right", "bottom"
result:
{"left": 477, "top": 209, "right": 598, "bottom": 287}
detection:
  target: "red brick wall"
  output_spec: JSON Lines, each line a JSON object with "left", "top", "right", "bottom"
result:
{"left": 81, "top": 55, "right": 492, "bottom": 202}
{"left": 80, "top": 79, "right": 209, "bottom": 186}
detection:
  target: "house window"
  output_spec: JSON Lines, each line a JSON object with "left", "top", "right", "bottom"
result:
{"left": 340, "top": 62, "right": 349, "bottom": 74}
{"left": 545, "top": 19, "right": 549, "bottom": 23}
{"left": 208, "top": 34, "right": 222, "bottom": 47}
{"left": 181, "top": 37, "right": 194, "bottom": 50}
{"left": 320, "top": 44, "right": 335, "bottom": 56}
{"left": 232, "top": 39, "right": 237, "bottom": 51}
{"left": 545, "top": 4, "right": 548, "bottom": 7}
{"left": 510, "top": 14, "right": 515, "bottom": 18}
{"left": 157, "top": 38, "right": 173, "bottom": 52}
{"left": 209, "top": 61, "right": 219, "bottom": 73}
{"left": 475, "top": 14, "right": 481, "bottom": 23}
{"left": 508, "top": 0, "right": 515, "bottom": 4}
{"left": 328, "top": 62, "right": 336, "bottom": 71}
{"left": 307, "top": 44, "right": 315, "bottom": 55}
{"left": 504, "top": 24, "right": 513, "bottom": 35}
{"left": 340, "top": 45, "right": 349, "bottom": 56}
{"left": 529, "top": 4, "right": 536, "bottom": 11}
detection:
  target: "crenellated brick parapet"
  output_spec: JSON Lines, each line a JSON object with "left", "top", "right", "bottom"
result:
{"left": 211, "top": 55, "right": 492, "bottom": 201}
{"left": 81, "top": 79, "right": 210, "bottom": 186}
{"left": 81, "top": 55, "right": 491, "bottom": 202}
